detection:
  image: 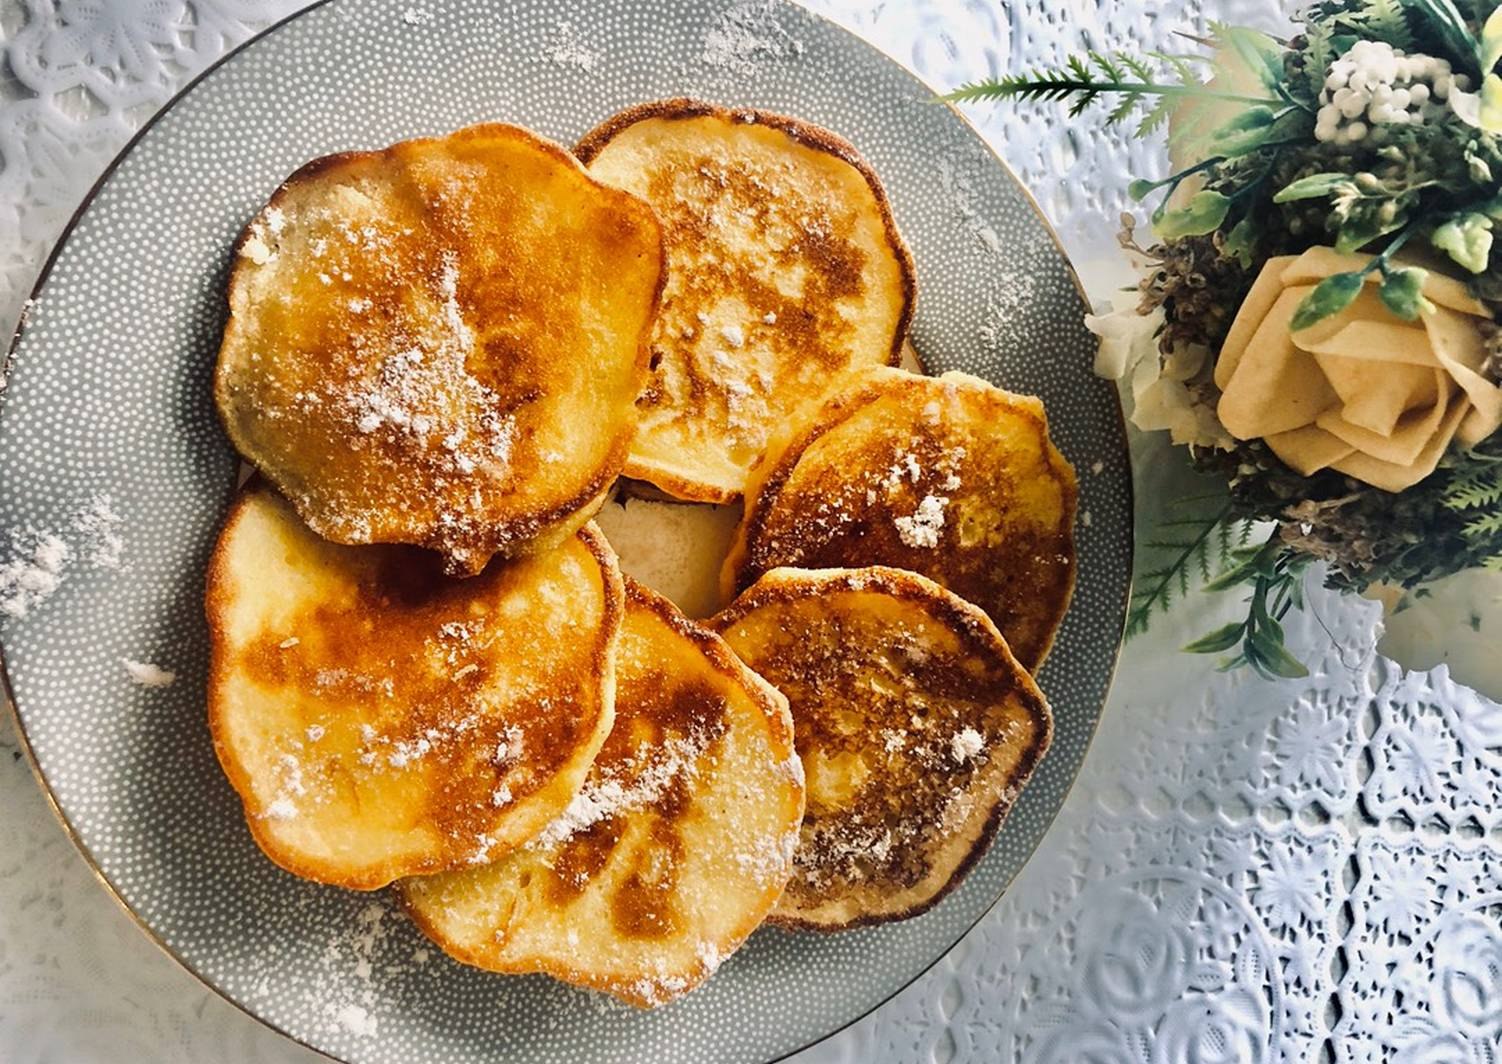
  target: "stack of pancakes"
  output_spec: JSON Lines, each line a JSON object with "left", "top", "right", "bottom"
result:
{"left": 208, "top": 100, "right": 1076, "bottom": 1007}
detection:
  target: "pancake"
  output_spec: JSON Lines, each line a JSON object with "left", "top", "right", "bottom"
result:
{"left": 576, "top": 98, "right": 915, "bottom": 503}
{"left": 710, "top": 566, "right": 1051, "bottom": 929}
{"left": 402, "top": 579, "right": 803, "bottom": 1007}
{"left": 216, "top": 122, "right": 664, "bottom": 576}
{"left": 206, "top": 483, "right": 623, "bottom": 890}
{"left": 724, "top": 366, "right": 1077, "bottom": 670}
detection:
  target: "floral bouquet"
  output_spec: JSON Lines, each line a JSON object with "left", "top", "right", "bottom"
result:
{"left": 948, "top": 0, "right": 1502, "bottom": 679}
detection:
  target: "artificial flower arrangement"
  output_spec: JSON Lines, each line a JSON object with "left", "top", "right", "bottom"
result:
{"left": 948, "top": 0, "right": 1502, "bottom": 679}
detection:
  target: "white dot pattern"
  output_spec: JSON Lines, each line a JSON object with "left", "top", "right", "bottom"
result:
{"left": 0, "top": 1, "right": 1131, "bottom": 1062}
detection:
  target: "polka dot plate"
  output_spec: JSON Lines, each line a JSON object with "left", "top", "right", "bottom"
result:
{"left": 0, "top": 1, "right": 1132, "bottom": 1061}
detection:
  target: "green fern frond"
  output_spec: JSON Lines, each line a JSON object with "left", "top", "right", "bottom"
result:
{"left": 1137, "top": 96, "right": 1176, "bottom": 137}
{"left": 1443, "top": 463, "right": 1502, "bottom": 511}
{"left": 1465, "top": 510, "right": 1502, "bottom": 539}
{"left": 1094, "top": 52, "right": 1126, "bottom": 81}
{"left": 1127, "top": 502, "right": 1234, "bottom": 637}
{"left": 940, "top": 49, "right": 1280, "bottom": 128}
{"left": 1303, "top": 24, "right": 1336, "bottom": 85}
{"left": 1122, "top": 54, "right": 1156, "bottom": 81}
{"left": 1358, "top": 0, "right": 1416, "bottom": 50}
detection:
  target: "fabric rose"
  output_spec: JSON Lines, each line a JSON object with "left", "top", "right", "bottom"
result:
{"left": 1215, "top": 247, "right": 1502, "bottom": 491}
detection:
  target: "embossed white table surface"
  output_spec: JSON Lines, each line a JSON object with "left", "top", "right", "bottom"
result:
{"left": 0, "top": 1, "right": 1490, "bottom": 1062}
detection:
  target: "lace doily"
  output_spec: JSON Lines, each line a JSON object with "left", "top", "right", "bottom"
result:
{"left": 0, "top": 1, "right": 1494, "bottom": 1062}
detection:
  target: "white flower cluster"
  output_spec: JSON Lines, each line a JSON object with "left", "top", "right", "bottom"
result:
{"left": 1316, "top": 40, "right": 1469, "bottom": 146}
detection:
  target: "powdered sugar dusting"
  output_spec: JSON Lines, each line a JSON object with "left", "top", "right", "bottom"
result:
{"left": 0, "top": 533, "right": 70, "bottom": 619}
{"left": 74, "top": 494, "right": 123, "bottom": 568}
{"left": 531, "top": 729, "right": 714, "bottom": 850}
{"left": 950, "top": 727, "right": 985, "bottom": 763}
{"left": 894, "top": 494, "right": 949, "bottom": 549}
{"left": 698, "top": 0, "right": 804, "bottom": 76}
{"left": 331, "top": 253, "right": 516, "bottom": 481}
{"left": 0, "top": 493, "right": 125, "bottom": 620}
{"left": 123, "top": 659, "right": 176, "bottom": 688}
{"left": 540, "top": 20, "right": 600, "bottom": 70}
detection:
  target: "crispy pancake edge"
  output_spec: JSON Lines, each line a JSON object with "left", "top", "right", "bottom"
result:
{"left": 723, "top": 366, "right": 1079, "bottom": 669}
{"left": 576, "top": 97, "right": 917, "bottom": 505}
{"left": 203, "top": 483, "right": 627, "bottom": 889}
{"left": 710, "top": 564, "right": 1053, "bottom": 931}
{"left": 215, "top": 123, "right": 667, "bottom": 573}
{"left": 398, "top": 576, "right": 803, "bottom": 1005}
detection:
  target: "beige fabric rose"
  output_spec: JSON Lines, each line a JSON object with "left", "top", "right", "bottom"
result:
{"left": 1216, "top": 247, "right": 1502, "bottom": 491}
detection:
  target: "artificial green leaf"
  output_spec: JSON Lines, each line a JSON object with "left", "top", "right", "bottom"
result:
{"left": 1212, "top": 24, "right": 1285, "bottom": 89}
{"left": 1379, "top": 267, "right": 1435, "bottom": 320}
{"left": 1183, "top": 622, "right": 1247, "bottom": 654}
{"left": 1223, "top": 215, "right": 1259, "bottom": 268}
{"left": 1482, "top": 5, "right": 1502, "bottom": 74}
{"left": 1128, "top": 178, "right": 1161, "bottom": 202}
{"left": 1207, "top": 106, "right": 1278, "bottom": 156}
{"left": 1336, "top": 212, "right": 1407, "bottom": 254}
{"left": 1201, "top": 557, "right": 1254, "bottom": 593}
{"left": 1250, "top": 590, "right": 1276, "bottom": 634}
{"left": 1403, "top": 0, "right": 1482, "bottom": 73}
{"left": 1291, "top": 271, "right": 1367, "bottom": 330}
{"left": 1433, "top": 213, "right": 1496, "bottom": 274}
{"left": 1273, "top": 173, "right": 1352, "bottom": 203}
{"left": 1216, "top": 653, "right": 1249, "bottom": 673}
{"left": 1247, "top": 630, "right": 1310, "bottom": 678}
{"left": 1153, "top": 190, "right": 1232, "bottom": 240}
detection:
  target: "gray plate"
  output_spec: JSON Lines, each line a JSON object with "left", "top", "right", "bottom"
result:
{"left": 0, "top": 1, "right": 1131, "bottom": 1061}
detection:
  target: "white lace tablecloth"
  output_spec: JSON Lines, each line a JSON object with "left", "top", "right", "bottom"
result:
{"left": 1, "top": 2, "right": 1494, "bottom": 1061}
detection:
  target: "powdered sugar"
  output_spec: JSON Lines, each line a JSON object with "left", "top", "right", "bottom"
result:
{"left": 698, "top": 0, "right": 804, "bottom": 76}
{"left": 1, "top": 493, "right": 125, "bottom": 620}
{"left": 333, "top": 1003, "right": 378, "bottom": 1037}
{"left": 0, "top": 534, "right": 69, "bottom": 619}
{"left": 332, "top": 254, "right": 516, "bottom": 480}
{"left": 950, "top": 726, "right": 985, "bottom": 763}
{"left": 540, "top": 20, "right": 600, "bottom": 70}
{"left": 894, "top": 494, "right": 949, "bottom": 549}
{"left": 123, "top": 660, "right": 176, "bottom": 688}
{"left": 531, "top": 729, "right": 713, "bottom": 849}
{"left": 733, "top": 826, "right": 798, "bottom": 885}
{"left": 74, "top": 494, "right": 123, "bottom": 568}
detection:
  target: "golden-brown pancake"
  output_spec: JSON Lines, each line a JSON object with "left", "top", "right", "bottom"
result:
{"left": 206, "top": 483, "right": 623, "bottom": 890}
{"left": 724, "top": 366, "right": 1077, "bottom": 670}
{"left": 216, "top": 123, "right": 664, "bottom": 575}
{"left": 711, "top": 566, "right": 1051, "bottom": 929}
{"left": 401, "top": 579, "right": 803, "bottom": 1007}
{"left": 576, "top": 99, "right": 916, "bottom": 503}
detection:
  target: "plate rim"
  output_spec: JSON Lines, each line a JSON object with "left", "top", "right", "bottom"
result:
{"left": 0, "top": 1, "right": 1134, "bottom": 1060}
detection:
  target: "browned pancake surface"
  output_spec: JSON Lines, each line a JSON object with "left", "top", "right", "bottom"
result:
{"left": 711, "top": 567, "right": 1051, "bottom": 928}
{"left": 725, "top": 367, "right": 1077, "bottom": 670}
{"left": 216, "top": 123, "right": 663, "bottom": 574}
{"left": 401, "top": 580, "right": 803, "bottom": 1006}
{"left": 207, "top": 484, "right": 623, "bottom": 889}
{"left": 577, "top": 99, "right": 915, "bottom": 502}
